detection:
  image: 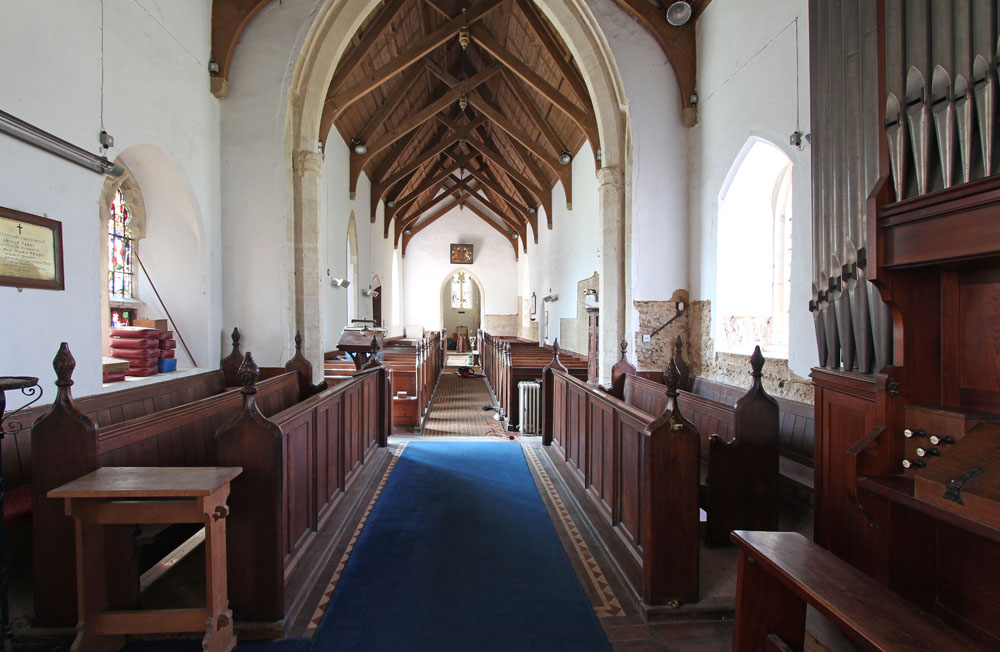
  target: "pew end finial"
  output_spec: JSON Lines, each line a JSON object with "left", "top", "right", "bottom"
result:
{"left": 664, "top": 357, "right": 680, "bottom": 397}
{"left": 750, "top": 345, "right": 765, "bottom": 378}
{"left": 53, "top": 342, "right": 76, "bottom": 388}
{"left": 294, "top": 330, "right": 303, "bottom": 354}
{"left": 238, "top": 352, "right": 260, "bottom": 395}
{"left": 619, "top": 337, "right": 628, "bottom": 360}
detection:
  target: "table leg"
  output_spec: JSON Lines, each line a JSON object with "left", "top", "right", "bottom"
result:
{"left": 733, "top": 550, "right": 806, "bottom": 652}
{"left": 201, "top": 496, "right": 235, "bottom": 652}
{"left": 70, "top": 515, "right": 124, "bottom": 652}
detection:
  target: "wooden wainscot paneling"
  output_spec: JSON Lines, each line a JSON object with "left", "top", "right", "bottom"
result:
{"left": 543, "top": 351, "right": 701, "bottom": 609}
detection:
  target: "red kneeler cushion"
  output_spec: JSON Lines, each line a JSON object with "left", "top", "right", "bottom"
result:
{"left": 109, "top": 337, "right": 159, "bottom": 351}
{"left": 159, "top": 339, "right": 177, "bottom": 350}
{"left": 110, "top": 347, "right": 160, "bottom": 362}
{"left": 110, "top": 326, "right": 156, "bottom": 339}
{"left": 159, "top": 349, "right": 175, "bottom": 359}
{"left": 125, "top": 366, "right": 159, "bottom": 377}
{"left": 4, "top": 484, "right": 32, "bottom": 523}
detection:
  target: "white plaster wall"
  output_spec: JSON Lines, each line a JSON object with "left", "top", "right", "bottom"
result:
{"left": 689, "top": 0, "right": 817, "bottom": 376}
{"left": 323, "top": 144, "right": 372, "bottom": 345}
{"left": 585, "top": 0, "right": 688, "bottom": 360}
{"left": 0, "top": 0, "right": 220, "bottom": 396}
{"left": 402, "top": 208, "right": 518, "bottom": 331}
{"left": 520, "top": 146, "right": 601, "bottom": 347}
{"left": 221, "top": 0, "right": 323, "bottom": 366}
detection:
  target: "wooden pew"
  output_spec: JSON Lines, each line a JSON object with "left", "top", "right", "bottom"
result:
{"left": 30, "top": 336, "right": 385, "bottom": 628}
{"left": 216, "top": 352, "right": 389, "bottom": 624}
{"left": 731, "top": 530, "right": 982, "bottom": 652}
{"left": 612, "top": 344, "right": 780, "bottom": 546}
{"left": 324, "top": 331, "right": 443, "bottom": 429}
{"left": 637, "top": 336, "right": 815, "bottom": 500}
{"left": 543, "top": 345, "right": 701, "bottom": 608}
{"left": 479, "top": 331, "right": 588, "bottom": 427}
{"left": 2, "top": 326, "right": 322, "bottom": 525}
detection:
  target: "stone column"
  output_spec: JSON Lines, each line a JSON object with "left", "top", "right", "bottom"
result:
{"left": 292, "top": 150, "right": 325, "bottom": 384}
{"left": 597, "top": 166, "right": 625, "bottom": 384}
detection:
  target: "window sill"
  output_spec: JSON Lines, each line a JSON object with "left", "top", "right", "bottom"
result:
{"left": 99, "top": 366, "right": 205, "bottom": 394}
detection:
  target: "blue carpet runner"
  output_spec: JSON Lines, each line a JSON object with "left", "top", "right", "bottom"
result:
{"left": 313, "top": 440, "right": 612, "bottom": 651}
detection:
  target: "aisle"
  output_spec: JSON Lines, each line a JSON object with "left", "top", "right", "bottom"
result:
{"left": 420, "top": 367, "right": 501, "bottom": 437}
{"left": 311, "top": 441, "right": 612, "bottom": 651}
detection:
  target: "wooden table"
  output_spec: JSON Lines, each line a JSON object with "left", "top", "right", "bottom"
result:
{"left": 49, "top": 467, "right": 242, "bottom": 652}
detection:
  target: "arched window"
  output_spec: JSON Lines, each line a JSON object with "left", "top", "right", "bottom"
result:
{"left": 716, "top": 138, "right": 793, "bottom": 358}
{"left": 108, "top": 188, "right": 135, "bottom": 327}
{"left": 450, "top": 272, "right": 472, "bottom": 309}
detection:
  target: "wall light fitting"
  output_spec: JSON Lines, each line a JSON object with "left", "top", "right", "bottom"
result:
{"left": 666, "top": 1, "right": 692, "bottom": 26}
{"left": 559, "top": 150, "right": 572, "bottom": 165}
{"left": 0, "top": 109, "right": 123, "bottom": 177}
{"left": 351, "top": 139, "right": 367, "bottom": 155}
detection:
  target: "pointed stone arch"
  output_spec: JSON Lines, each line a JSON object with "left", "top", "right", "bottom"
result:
{"left": 286, "top": 0, "right": 631, "bottom": 382}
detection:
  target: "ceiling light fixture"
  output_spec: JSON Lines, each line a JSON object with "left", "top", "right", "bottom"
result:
{"left": 665, "top": 1, "right": 692, "bottom": 26}
{"left": 351, "top": 139, "right": 367, "bottom": 155}
{"left": 386, "top": 200, "right": 396, "bottom": 208}
{"left": 559, "top": 150, "right": 572, "bottom": 165}
{"left": 459, "top": 94, "right": 468, "bottom": 112}
{"left": 511, "top": 232, "right": 518, "bottom": 239}
{"left": 528, "top": 206, "right": 536, "bottom": 214}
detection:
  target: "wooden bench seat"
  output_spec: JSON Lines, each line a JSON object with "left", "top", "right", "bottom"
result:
{"left": 732, "top": 530, "right": 983, "bottom": 651}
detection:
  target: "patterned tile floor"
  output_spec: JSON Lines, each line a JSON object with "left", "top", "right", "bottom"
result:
{"left": 419, "top": 366, "right": 506, "bottom": 437}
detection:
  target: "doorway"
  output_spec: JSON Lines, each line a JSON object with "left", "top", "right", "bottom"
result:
{"left": 442, "top": 270, "right": 481, "bottom": 351}
{"left": 371, "top": 274, "right": 383, "bottom": 327}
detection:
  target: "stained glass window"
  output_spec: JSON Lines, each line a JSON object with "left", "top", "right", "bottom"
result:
{"left": 108, "top": 188, "right": 134, "bottom": 302}
{"left": 110, "top": 308, "right": 134, "bottom": 328}
{"left": 450, "top": 272, "right": 472, "bottom": 309}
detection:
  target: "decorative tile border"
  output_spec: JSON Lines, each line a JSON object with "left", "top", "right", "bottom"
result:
{"left": 522, "top": 443, "right": 624, "bottom": 617}
{"left": 306, "top": 442, "right": 408, "bottom": 631}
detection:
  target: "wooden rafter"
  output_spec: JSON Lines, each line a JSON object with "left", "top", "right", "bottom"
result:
{"left": 465, "top": 136, "right": 552, "bottom": 221}
{"left": 471, "top": 26, "right": 598, "bottom": 146}
{"left": 511, "top": 0, "right": 592, "bottom": 111}
{"left": 384, "top": 156, "right": 472, "bottom": 235}
{"left": 369, "top": 117, "right": 486, "bottom": 217}
{"left": 460, "top": 199, "right": 522, "bottom": 257}
{"left": 476, "top": 163, "right": 538, "bottom": 240}
{"left": 349, "top": 64, "right": 500, "bottom": 195}
{"left": 501, "top": 71, "right": 565, "bottom": 157}
{"left": 327, "top": 0, "right": 410, "bottom": 95}
{"left": 400, "top": 197, "right": 460, "bottom": 255}
{"left": 210, "top": 0, "right": 275, "bottom": 97}
{"left": 611, "top": 0, "right": 710, "bottom": 126}
{"left": 324, "top": 0, "right": 502, "bottom": 122}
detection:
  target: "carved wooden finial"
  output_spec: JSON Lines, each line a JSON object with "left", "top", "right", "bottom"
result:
{"left": 664, "top": 357, "right": 680, "bottom": 397}
{"left": 675, "top": 334, "right": 683, "bottom": 357}
{"left": 238, "top": 352, "right": 259, "bottom": 395}
{"left": 231, "top": 327, "right": 241, "bottom": 353}
{"left": 53, "top": 342, "right": 75, "bottom": 388}
{"left": 294, "top": 330, "right": 303, "bottom": 354}
{"left": 619, "top": 337, "right": 628, "bottom": 360}
{"left": 750, "top": 345, "right": 765, "bottom": 378}
{"left": 370, "top": 335, "right": 379, "bottom": 353}
{"left": 553, "top": 338, "right": 561, "bottom": 357}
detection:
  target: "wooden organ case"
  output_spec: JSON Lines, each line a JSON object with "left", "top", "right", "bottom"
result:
{"left": 810, "top": 1, "right": 1000, "bottom": 647}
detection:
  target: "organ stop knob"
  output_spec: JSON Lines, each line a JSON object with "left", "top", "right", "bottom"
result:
{"left": 928, "top": 434, "right": 955, "bottom": 445}
{"left": 902, "top": 459, "right": 926, "bottom": 469}
{"left": 904, "top": 428, "right": 926, "bottom": 438}
{"left": 916, "top": 447, "right": 940, "bottom": 457}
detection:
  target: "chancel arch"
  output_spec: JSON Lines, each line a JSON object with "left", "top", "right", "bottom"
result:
{"left": 286, "top": 0, "right": 631, "bottom": 382}
{"left": 440, "top": 267, "right": 485, "bottom": 343}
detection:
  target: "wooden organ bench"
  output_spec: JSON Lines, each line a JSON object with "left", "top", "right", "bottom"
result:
{"left": 731, "top": 530, "right": 982, "bottom": 652}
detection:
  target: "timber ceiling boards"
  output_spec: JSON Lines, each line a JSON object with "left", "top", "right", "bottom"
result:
{"left": 210, "top": 0, "right": 708, "bottom": 251}
{"left": 318, "top": 0, "right": 597, "bottom": 252}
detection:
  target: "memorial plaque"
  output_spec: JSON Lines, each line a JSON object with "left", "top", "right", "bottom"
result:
{"left": 0, "top": 206, "right": 64, "bottom": 290}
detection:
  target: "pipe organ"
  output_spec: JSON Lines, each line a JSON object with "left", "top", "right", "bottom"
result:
{"left": 810, "top": 1, "right": 1000, "bottom": 647}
